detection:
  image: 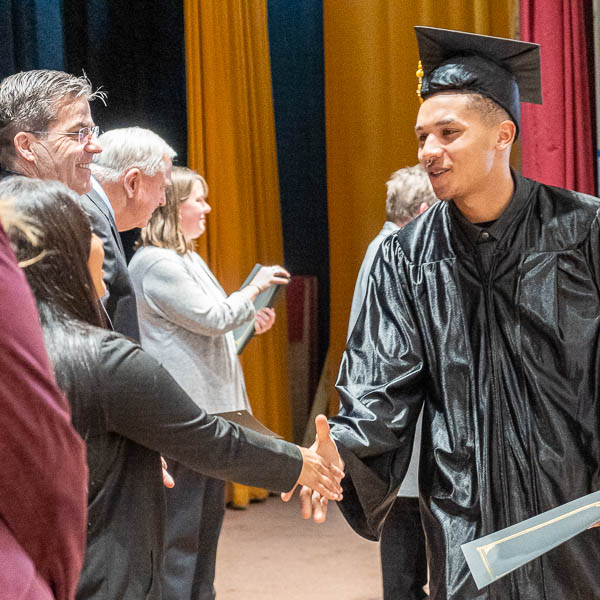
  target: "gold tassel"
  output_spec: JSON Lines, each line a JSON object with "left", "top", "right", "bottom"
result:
{"left": 416, "top": 60, "right": 424, "bottom": 104}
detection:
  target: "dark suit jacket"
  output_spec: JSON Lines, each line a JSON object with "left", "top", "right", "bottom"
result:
{"left": 80, "top": 187, "right": 141, "bottom": 342}
{"left": 68, "top": 329, "right": 302, "bottom": 600}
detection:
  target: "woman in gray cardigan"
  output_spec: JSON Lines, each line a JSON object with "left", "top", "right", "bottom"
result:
{"left": 129, "top": 166, "right": 289, "bottom": 600}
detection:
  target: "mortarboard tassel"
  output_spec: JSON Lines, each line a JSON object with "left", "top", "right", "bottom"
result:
{"left": 416, "top": 60, "right": 424, "bottom": 104}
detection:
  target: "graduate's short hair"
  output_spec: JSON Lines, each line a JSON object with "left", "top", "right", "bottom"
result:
{"left": 90, "top": 127, "right": 176, "bottom": 182}
{"left": 465, "top": 93, "right": 512, "bottom": 129}
{"left": 386, "top": 164, "right": 437, "bottom": 224}
{"left": 0, "top": 70, "right": 105, "bottom": 169}
{"left": 140, "top": 166, "right": 208, "bottom": 255}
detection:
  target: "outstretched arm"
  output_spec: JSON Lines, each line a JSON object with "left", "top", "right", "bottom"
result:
{"left": 281, "top": 414, "right": 345, "bottom": 522}
{"left": 101, "top": 336, "right": 343, "bottom": 495}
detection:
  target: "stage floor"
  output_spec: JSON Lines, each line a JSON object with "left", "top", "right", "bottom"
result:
{"left": 215, "top": 493, "right": 382, "bottom": 599}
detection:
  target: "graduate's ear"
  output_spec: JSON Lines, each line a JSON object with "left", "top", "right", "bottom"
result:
{"left": 496, "top": 120, "right": 516, "bottom": 150}
{"left": 13, "top": 132, "right": 38, "bottom": 163}
{"left": 123, "top": 167, "right": 141, "bottom": 199}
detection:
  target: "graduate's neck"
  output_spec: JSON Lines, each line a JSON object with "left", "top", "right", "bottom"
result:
{"left": 454, "top": 168, "right": 514, "bottom": 224}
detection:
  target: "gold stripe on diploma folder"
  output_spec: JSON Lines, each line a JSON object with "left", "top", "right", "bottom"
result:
{"left": 461, "top": 490, "right": 600, "bottom": 589}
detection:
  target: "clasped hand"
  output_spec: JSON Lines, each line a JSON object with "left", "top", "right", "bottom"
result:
{"left": 282, "top": 414, "right": 344, "bottom": 523}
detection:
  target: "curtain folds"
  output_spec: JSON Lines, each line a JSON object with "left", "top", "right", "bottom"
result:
{"left": 520, "top": 0, "right": 595, "bottom": 195}
{"left": 0, "top": 0, "right": 65, "bottom": 79}
{"left": 324, "top": 0, "right": 515, "bottom": 413}
{"left": 184, "top": 0, "right": 292, "bottom": 467}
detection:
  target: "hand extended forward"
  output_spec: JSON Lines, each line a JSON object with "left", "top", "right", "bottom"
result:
{"left": 282, "top": 414, "right": 345, "bottom": 522}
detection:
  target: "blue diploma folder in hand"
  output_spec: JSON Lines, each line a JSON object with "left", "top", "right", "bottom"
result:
{"left": 233, "top": 264, "right": 284, "bottom": 354}
{"left": 462, "top": 490, "right": 600, "bottom": 589}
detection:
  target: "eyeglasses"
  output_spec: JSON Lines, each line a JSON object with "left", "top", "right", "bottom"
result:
{"left": 27, "top": 125, "right": 100, "bottom": 144}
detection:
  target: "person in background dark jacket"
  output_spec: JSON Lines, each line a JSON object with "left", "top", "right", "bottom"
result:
{"left": 0, "top": 200, "right": 87, "bottom": 599}
{"left": 347, "top": 164, "right": 436, "bottom": 600}
{"left": 2, "top": 175, "right": 343, "bottom": 600}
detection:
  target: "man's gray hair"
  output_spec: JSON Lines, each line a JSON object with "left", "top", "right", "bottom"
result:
{"left": 91, "top": 127, "right": 177, "bottom": 182}
{"left": 0, "top": 70, "right": 105, "bottom": 168}
{"left": 386, "top": 164, "right": 437, "bottom": 224}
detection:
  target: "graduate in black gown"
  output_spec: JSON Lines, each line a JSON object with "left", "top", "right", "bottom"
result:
{"left": 293, "top": 27, "right": 600, "bottom": 600}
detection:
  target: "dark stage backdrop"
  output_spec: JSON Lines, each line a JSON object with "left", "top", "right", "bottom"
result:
{"left": 0, "top": 0, "right": 188, "bottom": 259}
{"left": 267, "top": 0, "right": 330, "bottom": 367}
{"left": 0, "top": 0, "right": 188, "bottom": 163}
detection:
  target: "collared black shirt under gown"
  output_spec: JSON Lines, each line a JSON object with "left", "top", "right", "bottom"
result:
{"left": 331, "top": 172, "right": 600, "bottom": 599}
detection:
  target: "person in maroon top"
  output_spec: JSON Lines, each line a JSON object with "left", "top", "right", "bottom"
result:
{"left": 0, "top": 211, "right": 88, "bottom": 599}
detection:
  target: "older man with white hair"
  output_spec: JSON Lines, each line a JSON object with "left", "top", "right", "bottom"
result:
{"left": 81, "top": 127, "right": 175, "bottom": 340}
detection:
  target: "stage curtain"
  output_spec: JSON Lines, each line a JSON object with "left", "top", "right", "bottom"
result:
{"left": 0, "top": 0, "right": 65, "bottom": 79}
{"left": 184, "top": 1, "right": 292, "bottom": 504}
{"left": 520, "top": 0, "right": 595, "bottom": 194}
{"left": 324, "top": 0, "right": 515, "bottom": 413}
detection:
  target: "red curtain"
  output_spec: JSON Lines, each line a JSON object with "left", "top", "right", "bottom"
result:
{"left": 520, "top": 0, "right": 595, "bottom": 195}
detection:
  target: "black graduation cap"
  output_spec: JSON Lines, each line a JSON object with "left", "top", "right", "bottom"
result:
{"left": 415, "top": 26, "right": 542, "bottom": 137}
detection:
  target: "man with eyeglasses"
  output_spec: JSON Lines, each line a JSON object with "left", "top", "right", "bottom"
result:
{"left": 0, "top": 70, "right": 104, "bottom": 194}
{"left": 0, "top": 69, "right": 100, "bottom": 600}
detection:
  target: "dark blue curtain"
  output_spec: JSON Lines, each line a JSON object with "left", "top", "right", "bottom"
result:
{"left": 61, "top": 0, "right": 187, "bottom": 161}
{"left": 268, "top": 0, "right": 329, "bottom": 368}
{"left": 0, "top": 0, "right": 187, "bottom": 258}
{"left": 0, "top": 0, "right": 186, "bottom": 157}
{"left": 0, "top": 0, "right": 66, "bottom": 75}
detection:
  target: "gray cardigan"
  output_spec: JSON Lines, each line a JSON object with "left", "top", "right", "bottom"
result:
{"left": 129, "top": 246, "right": 256, "bottom": 414}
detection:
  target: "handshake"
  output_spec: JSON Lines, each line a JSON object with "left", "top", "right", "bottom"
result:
{"left": 283, "top": 414, "right": 345, "bottom": 523}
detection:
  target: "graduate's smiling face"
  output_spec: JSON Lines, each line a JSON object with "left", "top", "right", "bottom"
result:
{"left": 415, "top": 93, "right": 500, "bottom": 203}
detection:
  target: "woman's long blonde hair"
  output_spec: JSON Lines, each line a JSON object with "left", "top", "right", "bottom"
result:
{"left": 139, "top": 166, "right": 208, "bottom": 255}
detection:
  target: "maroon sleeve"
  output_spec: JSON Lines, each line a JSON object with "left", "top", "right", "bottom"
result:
{"left": 0, "top": 225, "right": 88, "bottom": 600}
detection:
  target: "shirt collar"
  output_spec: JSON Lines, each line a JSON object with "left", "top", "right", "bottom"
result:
{"left": 91, "top": 176, "right": 116, "bottom": 221}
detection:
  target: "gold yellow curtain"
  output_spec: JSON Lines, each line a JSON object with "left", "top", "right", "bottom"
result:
{"left": 324, "top": 0, "right": 515, "bottom": 413}
{"left": 184, "top": 0, "right": 291, "bottom": 505}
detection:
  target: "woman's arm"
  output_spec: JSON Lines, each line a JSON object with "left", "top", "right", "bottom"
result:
{"left": 140, "top": 256, "right": 255, "bottom": 336}
{"left": 100, "top": 335, "right": 342, "bottom": 497}
{"left": 139, "top": 257, "right": 290, "bottom": 336}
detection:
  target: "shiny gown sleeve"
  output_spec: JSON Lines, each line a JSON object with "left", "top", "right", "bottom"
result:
{"left": 581, "top": 209, "right": 600, "bottom": 282}
{"left": 330, "top": 235, "right": 426, "bottom": 540}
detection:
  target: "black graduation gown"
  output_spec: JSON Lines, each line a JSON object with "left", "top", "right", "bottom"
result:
{"left": 331, "top": 172, "right": 600, "bottom": 600}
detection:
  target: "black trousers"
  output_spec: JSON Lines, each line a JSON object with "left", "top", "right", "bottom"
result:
{"left": 380, "top": 496, "right": 428, "bottom": 600}
{"left": 161, "top": 460, "right": 226, "bottom": 600}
